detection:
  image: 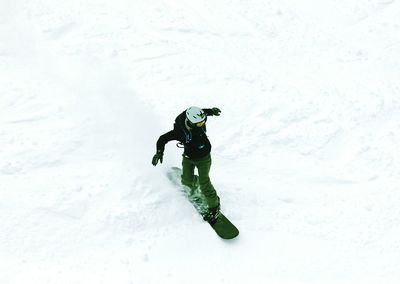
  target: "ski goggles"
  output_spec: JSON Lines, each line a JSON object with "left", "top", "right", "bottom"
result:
{"left": 196, "top": 120, "right": 206, "bottom": 127}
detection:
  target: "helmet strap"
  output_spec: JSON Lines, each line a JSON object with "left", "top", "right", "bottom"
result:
{"left": 185, "top": 118, "right": 193, "bottom": 130}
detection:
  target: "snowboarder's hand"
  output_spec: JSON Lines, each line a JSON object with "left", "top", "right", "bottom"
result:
{"left": 152, "top": 150, "right": 163, "bottom": 166}
{"left": 211, "top": 107, "right": 221, "bottom": 116}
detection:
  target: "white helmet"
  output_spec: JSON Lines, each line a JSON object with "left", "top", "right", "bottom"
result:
{"left": 186, "top": 106, "right": 206, "bottom": 123}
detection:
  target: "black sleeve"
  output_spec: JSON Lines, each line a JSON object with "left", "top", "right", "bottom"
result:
{"left": 203, "top": 108, "right": 214, "bottom": 116}
{"left": 156, "top": 129, "right": 181, "bottom": 153}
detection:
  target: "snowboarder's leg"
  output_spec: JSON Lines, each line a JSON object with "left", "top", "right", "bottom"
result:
{"left": 196, "top": 154, "right": 219, "bottom": 209}
{"left": 181, "top": 155, "right": 198, "bottom": 191}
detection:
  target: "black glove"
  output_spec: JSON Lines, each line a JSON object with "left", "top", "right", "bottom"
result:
{"left": 211, "top": 107, "right": 221, "bottom": 116}
{"left": 152, "top": 150, "right": 163, "bottom": 166}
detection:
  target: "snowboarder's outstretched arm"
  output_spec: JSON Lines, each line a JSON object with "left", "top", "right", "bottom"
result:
{"left": 152, "top": 130, "right": 181, "bottom": 166}
{"left": 203, "top": 107, "right": 221, "bottom": 116}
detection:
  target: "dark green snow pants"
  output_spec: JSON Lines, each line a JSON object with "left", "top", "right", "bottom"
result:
{"left": 181, "top": 154, "right": 219, "bottom": 209}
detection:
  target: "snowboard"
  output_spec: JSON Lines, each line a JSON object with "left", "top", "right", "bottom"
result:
{"left": 167, "top": 167, "right": 239, "bottom": 240}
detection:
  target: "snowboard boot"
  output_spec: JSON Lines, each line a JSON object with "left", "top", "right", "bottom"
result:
{"left": 203, "top": 200, "right": 221, "bottom": 225}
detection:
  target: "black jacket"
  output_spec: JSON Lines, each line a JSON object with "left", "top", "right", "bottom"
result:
{"left": 156, "top": 108, "right": 215, "bottom": 160}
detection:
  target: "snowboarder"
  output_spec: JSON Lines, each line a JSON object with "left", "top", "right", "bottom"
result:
{"left": 152, "top": 106, "right": 222, "bottom": 223}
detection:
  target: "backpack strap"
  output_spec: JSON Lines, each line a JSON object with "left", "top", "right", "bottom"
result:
{"left": 180, "top": 124, "right": 192, "bottom": 144}
{"left": 173, "top": 121, "right": 192, "bottom": 144}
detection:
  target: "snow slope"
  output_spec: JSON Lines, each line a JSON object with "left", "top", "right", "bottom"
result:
{"left": 1, "top": 0, "right": 400, "bottom": 283}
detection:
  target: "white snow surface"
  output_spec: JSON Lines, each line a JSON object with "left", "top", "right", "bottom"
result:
{"left": 1, "top": 0, "right": 400, "bottom": 283}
